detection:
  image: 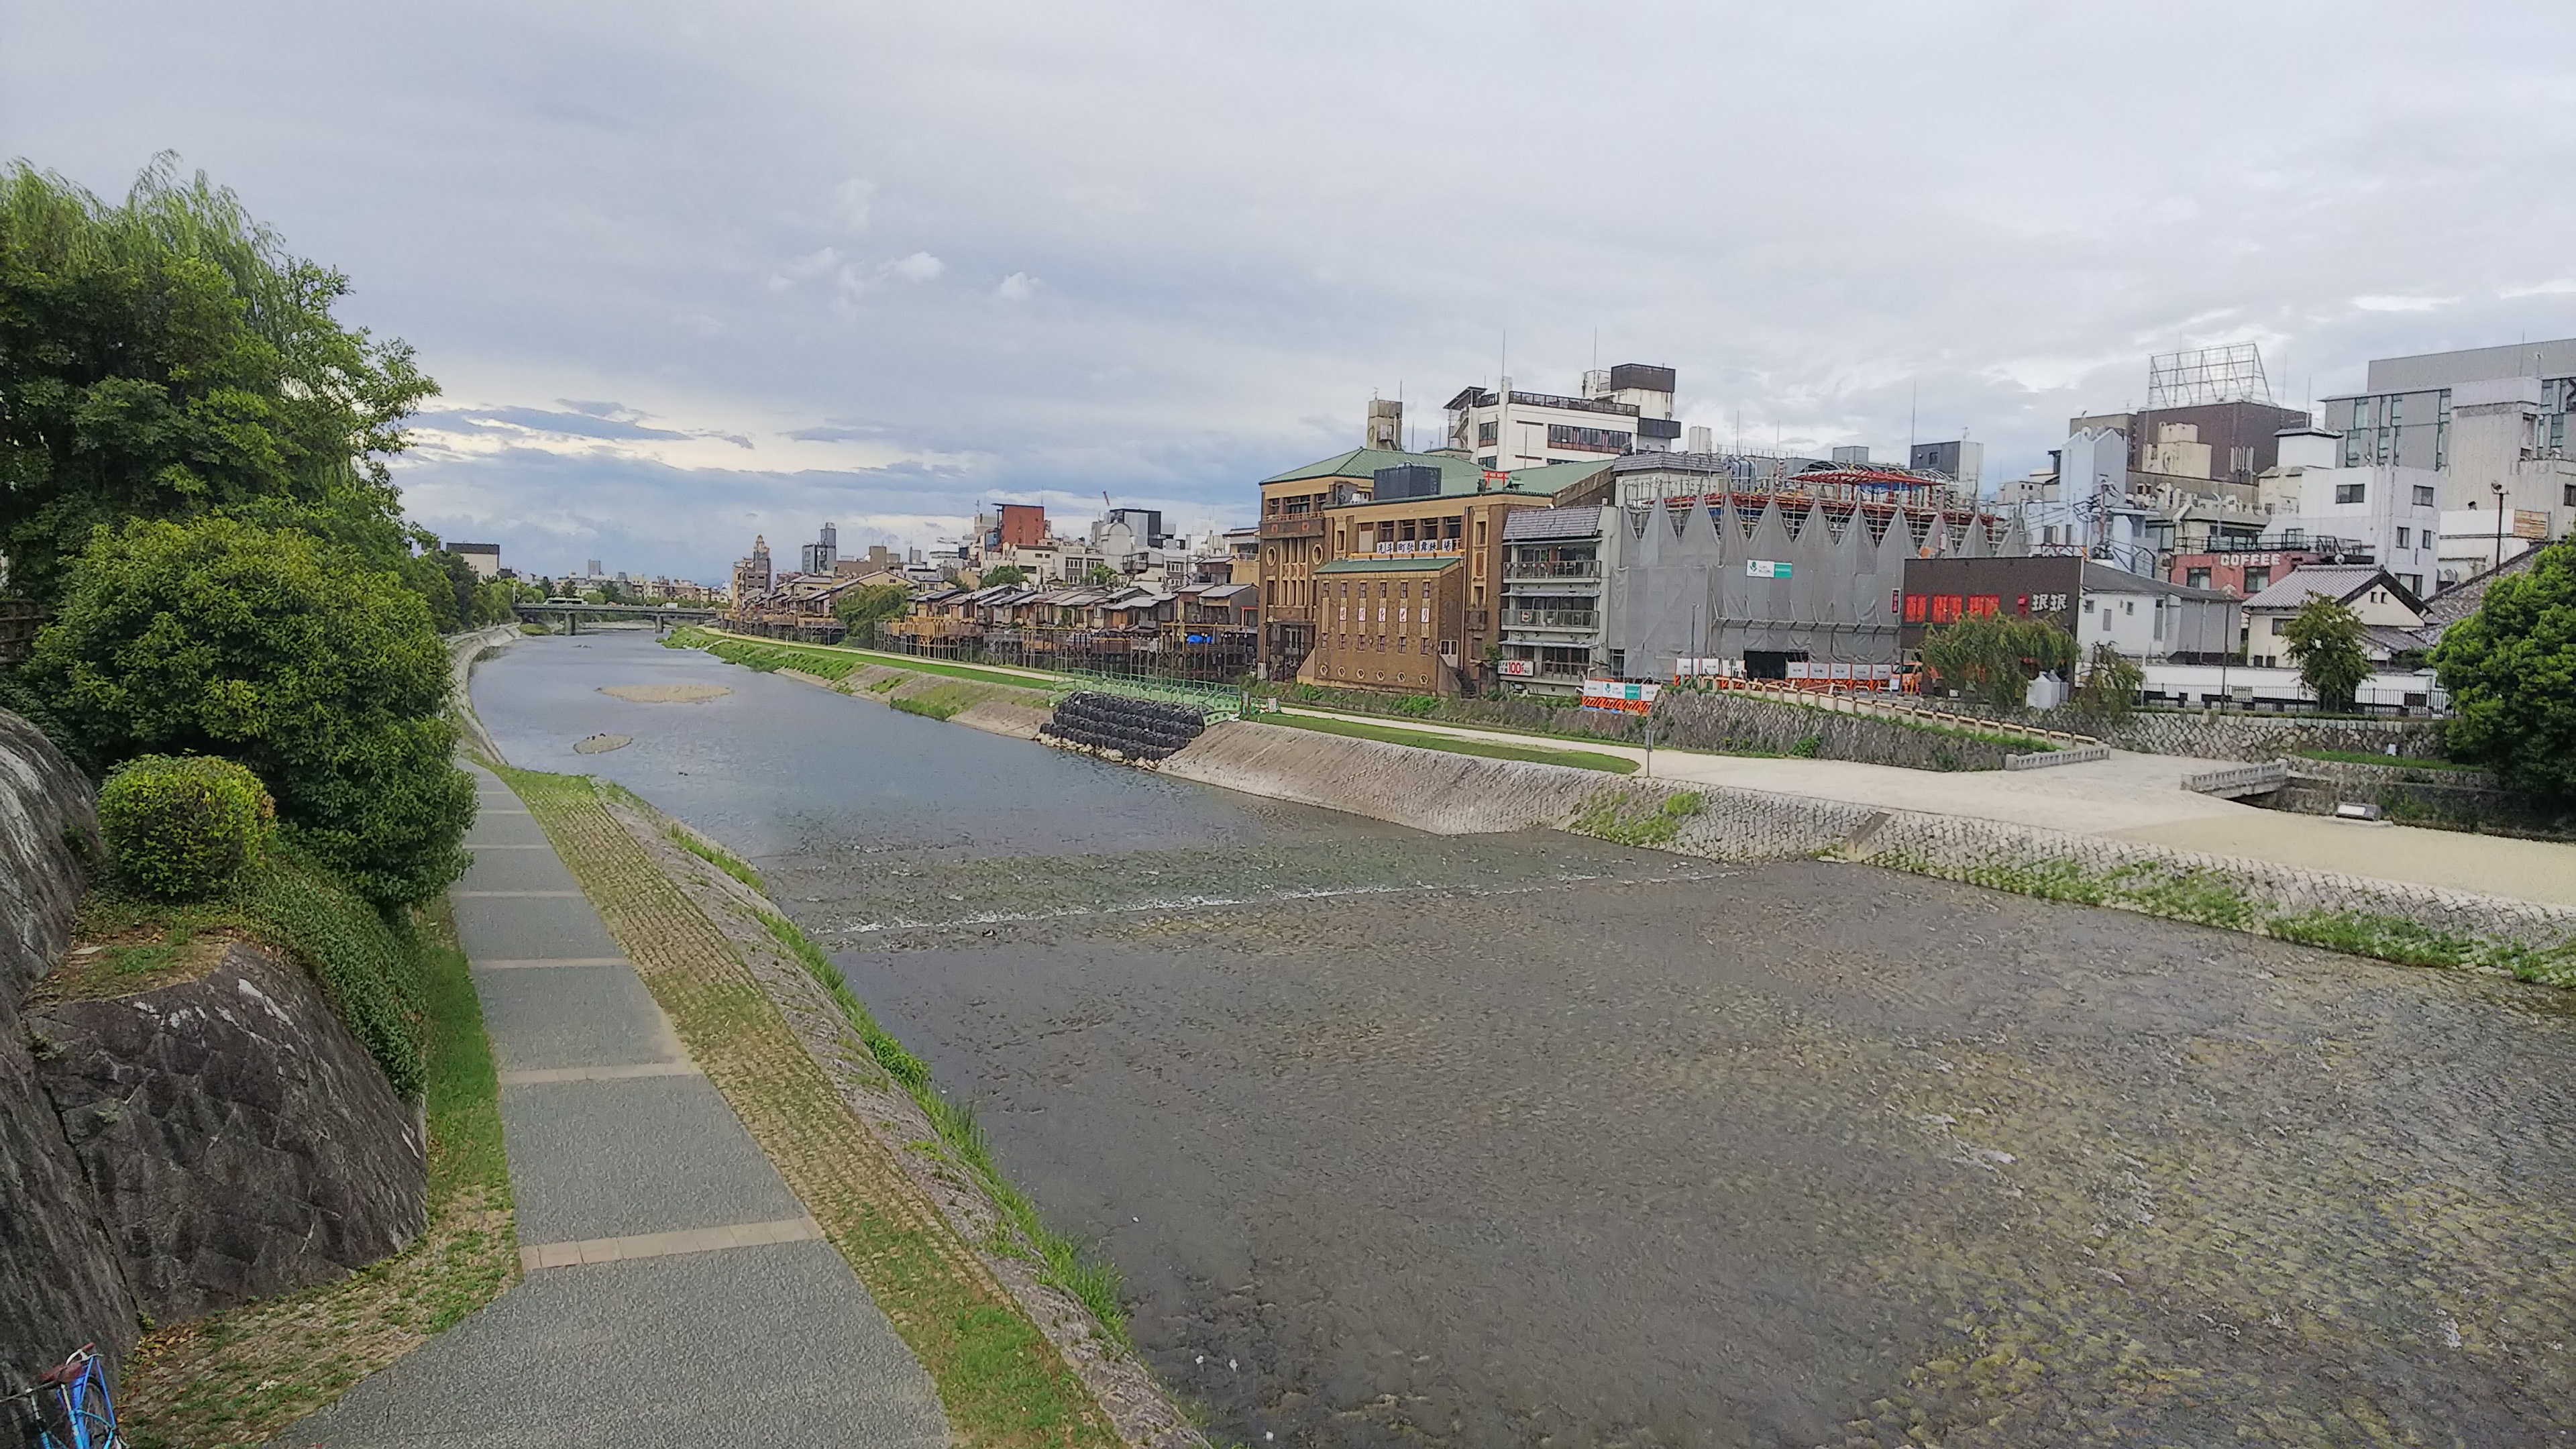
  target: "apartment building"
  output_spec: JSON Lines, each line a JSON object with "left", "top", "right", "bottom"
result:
{"left": 1442, "top": 364, "right": 1681, "bottom": 468}
{"left": 1256, "top": 446, "right": 1611, "bottom": 684}
{"left": 2319, "top": 338, "right": 2576, "bottom": 580}
{"left": 2252, "top": 427, "right": 2440, "bottom": 598}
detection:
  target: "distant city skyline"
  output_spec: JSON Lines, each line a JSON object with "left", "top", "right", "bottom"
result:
{"left": 11, "top": 2, "right": 2576, "bottom": 580}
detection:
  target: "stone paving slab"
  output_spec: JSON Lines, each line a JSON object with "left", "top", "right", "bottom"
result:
{"left": 458, "top": 843, "right": 582, "bottom": 894}
{"left": 451, "top": 892, "right": 625, "bottom": 963}
{"left": 473, "top": 965, "right": 680, "bottom": 1074}
{"left": 498, "top": 1074, "right": 806, "bottom": 1245}
{"left": 272, "top": 1239, "right": 947, "bottom": 1449}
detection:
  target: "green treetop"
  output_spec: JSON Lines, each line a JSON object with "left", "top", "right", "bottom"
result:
{"left": 2282, "top": 595, "right": 2371, "bottom": 714}
{"left": 0, "top": 156, "right": 435, "bottom": 604}
{"left": 2433, "top": 539, "right": 2576, "bottom": 803}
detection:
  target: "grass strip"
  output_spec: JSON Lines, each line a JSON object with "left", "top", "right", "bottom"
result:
{"left": 120, "top": 898, "right": 515, "bottom": 1449}
{"left": 493, "top": 765, "right": 1116, "bottom": 1449}
{"left": 1268, "top": 710, "right": 1639, "bottom": 773}
{"left": 674, "top": 627, "right": 1063, "bottom": 694}
{"left": 743, "top": 906, "right": 1131, "bottom": 1348}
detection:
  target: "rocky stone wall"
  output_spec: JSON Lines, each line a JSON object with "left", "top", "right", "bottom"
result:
{"left": 2022, "top": 708, "right": 2449, "bottom": 762}
{"left": 0, "top": 711, "right": 137, "bottom": 1394}
{"left": 1161, "top": 721, "right": 1606, "bottom": 835}
{"left": 1651, "top": 691, "right": 2023, "bottom": 771}
{"left": 30, "top": 941, "right": 428, "bottom": 1322}
{"left": 2268, "top": 759, "right": 2574, "bottom": 841}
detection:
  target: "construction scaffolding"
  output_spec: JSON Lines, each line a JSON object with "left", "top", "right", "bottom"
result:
{"left": 2147, "top": 343, "right": 2275, "bottom": 410}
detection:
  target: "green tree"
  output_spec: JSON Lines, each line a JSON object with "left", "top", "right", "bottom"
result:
{"left": 978, "top": 564, "right": 1029, "bottom": 588}
{"left": 28, "top": 515, "right": 474, "bottom": 905}
{"left": 833, "top": 582, "right": 910, "bottom": 627}
{"left": 2432, "top": 539, "right": 2576, "bottom": 803}
{"left": 2282, "top": 594, "right": 2371, "bottom": 713}
{"left": 1920, "top": 612, "right": 2079, "bottom": 710}
{"left": 0, "top": 156, "right": 435, "bottom": 604}
{"left": 2069, "top": 641, "right": 2145, "bottom": 722}
{"left": 1086, "top": 564, "right": 1120, "bottom": 586}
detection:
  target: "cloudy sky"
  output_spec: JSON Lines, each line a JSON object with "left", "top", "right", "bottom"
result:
{"left": 9, "top": 2, "right": 2576, "bottom": 581}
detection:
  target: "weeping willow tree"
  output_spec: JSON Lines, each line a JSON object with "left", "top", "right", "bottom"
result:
{"left": 0, "top": 154, "right": 436, "bottom": 604}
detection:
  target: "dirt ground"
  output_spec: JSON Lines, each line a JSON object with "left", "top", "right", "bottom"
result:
{"left": 812, "top": 841, "right": 2576, "bottom": 1449}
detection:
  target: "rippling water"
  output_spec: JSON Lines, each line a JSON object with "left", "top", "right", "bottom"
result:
{"left": 474, "top": 633, "right": 2576, "bottom": 1448}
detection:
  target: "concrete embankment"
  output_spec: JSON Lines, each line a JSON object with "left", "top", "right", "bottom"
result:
{"left": 1161, "top": 720, "right": 1609, "bottom": 835}
{"left": 1159, "top": 719, "right": 2576, "bottom": 982}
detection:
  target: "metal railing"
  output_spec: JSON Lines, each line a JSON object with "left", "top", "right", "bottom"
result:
{"left": 1503, "top": 608, "right": 1599, "bottom": 629}
{"left": 1503, "top": 560, "right": 1602, "bottom": 580}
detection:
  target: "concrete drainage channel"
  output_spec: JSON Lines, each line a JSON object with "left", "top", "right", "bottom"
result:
{"left": 1037, "top": 690, "right": 1210, "bottom": 764}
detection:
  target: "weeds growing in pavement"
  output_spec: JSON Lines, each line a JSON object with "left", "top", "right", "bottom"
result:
{"left": 1572, "top": 788, "right": 1705, "bottom": 847}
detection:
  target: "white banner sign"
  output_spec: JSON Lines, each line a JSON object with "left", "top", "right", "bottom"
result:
{"left": 1746, "top": 559, "right": 1791, "bottom": 579}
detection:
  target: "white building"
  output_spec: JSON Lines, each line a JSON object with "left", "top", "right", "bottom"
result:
{"left": 1444, "top": 364, "right": 1680, "bottom": 469}
{"left": 2319, "top": 340, "right": 2576, "bottom": 581}
{"left": 2074, "top": 565, "right": 2239, "bottom": 662}
{"left": 2239, "top": 564, "right": 2426, "bottom": 670}
{"left": 2253, "top": 427, "right": 2439, "bottom": 598}
{"left": 2004, "top": 427, "right": 2157, "bottom": 573}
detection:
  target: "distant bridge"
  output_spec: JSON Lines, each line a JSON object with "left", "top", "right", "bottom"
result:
{"left": 513, "top": 601, "right": 722, "bottom": 634}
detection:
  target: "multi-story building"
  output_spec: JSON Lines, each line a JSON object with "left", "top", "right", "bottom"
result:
{"left": 2253, "top": 427, "right": 2440, "bottom": 598}
{"left": 2318, "top": 338, "right": 2576, "bottom": 576}
{"left": 1907, "top": 439, "right": 1984, "bottom": 495}
{"left": 800, "top": 522, "right": 838, "bottom": 576}
{"left": 2239, "top": 566, "right": 2426, "bottom": 670}
{"left": 449, "top": 542, "right": 501, "bottom": 579}
{"left": 729, "top": 535, "right": 771, "bottom": 603}
{"left": 1442, "top": 364, "right": 1681, "bottom": 469}
{"left": 1487, "top": 455, "right": 2034, "bottom": 696}
{"left": 1256, "top": 445, "right": 1612, "bottom": 686}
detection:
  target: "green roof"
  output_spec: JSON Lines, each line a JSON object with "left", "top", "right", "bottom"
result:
{"left": 1261, "top": 447, "right": 1609, "bottom": 500}
{"left": 1316, "top": 554, "right": 1465, "bottom": 574}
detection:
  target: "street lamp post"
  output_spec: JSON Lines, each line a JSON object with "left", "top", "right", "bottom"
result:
{"left": 2493, "top": 481, "right": 2508, "bottom": 571}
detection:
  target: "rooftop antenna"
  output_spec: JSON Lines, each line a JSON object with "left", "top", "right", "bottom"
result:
{"left": 1909, "top": 380, "right": 1918, "bottom": 459}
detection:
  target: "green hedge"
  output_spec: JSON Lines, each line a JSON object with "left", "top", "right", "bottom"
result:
{"left": 99, "top": 755, "right": 275, "bottom": 901}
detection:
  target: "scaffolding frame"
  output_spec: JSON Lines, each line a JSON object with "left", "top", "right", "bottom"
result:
{"left": 2147, "top": 343, "right": 2274, "bottom": 410}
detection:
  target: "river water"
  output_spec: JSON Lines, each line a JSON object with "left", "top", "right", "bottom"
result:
{"left": 474, "top": 633, "right": 2576, "bottom": 1448}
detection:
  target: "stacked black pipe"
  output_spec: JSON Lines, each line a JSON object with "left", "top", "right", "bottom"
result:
{"left": 1038, "top": 691, "right": 1208, "bottom": 761}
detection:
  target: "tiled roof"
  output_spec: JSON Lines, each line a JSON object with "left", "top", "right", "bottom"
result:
{"left": 2240, "top": 564, "right": 2389, "bottom": 612}
{"left": 1501, "top": 506, "right": 1607, "bottom": 542}
{"left": 2423, "top": 541, "right": 2551, "bottom": 631}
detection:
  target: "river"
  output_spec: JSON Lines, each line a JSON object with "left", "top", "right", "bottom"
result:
{"left": 473, "top": 632, "right": 2576, "bottom": 1448}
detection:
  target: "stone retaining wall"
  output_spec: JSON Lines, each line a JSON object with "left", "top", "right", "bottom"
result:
{"left": 2023, "top": 708, "right": 2449, "bottom": 762}
{"left": 2269, "top": 759, "right": 2574, "bottom": 841}
{"left": 1650, "top": 690, "right": 2026, "bottom": 771}
{"left": 0, "top": 712, "right": 136, "bottom": 1393}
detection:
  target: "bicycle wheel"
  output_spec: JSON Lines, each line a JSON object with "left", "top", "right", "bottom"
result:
{"left": 64, "top": 1373, "right": 121, "bottom": 1449}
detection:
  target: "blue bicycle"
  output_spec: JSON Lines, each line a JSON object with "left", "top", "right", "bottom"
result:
{"left": 4, "top": 1345, "right": 122, "bottom": 1449}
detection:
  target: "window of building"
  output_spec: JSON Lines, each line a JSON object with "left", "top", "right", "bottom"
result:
{"left": 2186, "top": 568, "right": 2211, "bottom": 589}
{"left": 2413, "top": 485, "right": 2436, "bottom": 508}
{"left": 2400, "top": 574, "right": 2422, "bottom": 596}
{"left": 2351, "top": 398, "right": 2369, "bottom": 429}
{"left": 2243, "top": 566, "right": 2271, "bottom": 593}
{"left": 2565, "top": 483, "right": 2576, "bottom": 507}
{"left": 1477, "top": 455, "right": 1496, "bottom": 468}
{"left": 1477, "top": 421, "right": 1497, "bottom": 445}
{"left": 1475, "top": 517, "right": 1489, "bottom": 547}
{"left": 2335, "top": 482, "right": 2366, "bottom": 504}
{"left": 2344, "top": 435, "right": 2363, "bottom": 468}
{"left": 2122, "top": 600, "right": 2135, "bottom": 615}
{"left": 1544, "top": 423, "right": 1634, "bottom": 454}
{"left": 2396, "top": 527, "right": 2410, "bottom": 549}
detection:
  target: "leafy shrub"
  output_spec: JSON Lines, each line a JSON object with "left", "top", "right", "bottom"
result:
{"left": 28, "top": 515, "right": 474, "bottom": 906}
{"left": 98, "top": 755, "right": 275, "bottom": 900}
{"left": 1790, "top": 733, "right": 1822, "bottom": 757}
{"left": 1922, "top": 614, "right": 2079, "bottom": 709}
{"left": 1391, "top": 694, "right": 1442, "bottom": 718}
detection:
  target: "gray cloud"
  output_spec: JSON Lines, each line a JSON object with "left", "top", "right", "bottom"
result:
{"left": 10, "top": 0, "right": 2576, "bottom": 580}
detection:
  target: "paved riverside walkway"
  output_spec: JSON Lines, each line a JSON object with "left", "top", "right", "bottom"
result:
{"left": 278, "top": 765, "right": 946, "bottom": 1448}
{"left": 1279, "top": 706, "right": 2576, "bottom": 908}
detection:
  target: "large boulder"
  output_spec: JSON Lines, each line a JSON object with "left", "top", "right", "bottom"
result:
{"left": 0, "top": 710, "right": 134, "bottom": 1391}
{"left": 29, "top": 941, "right": 427, "bottom": 1321}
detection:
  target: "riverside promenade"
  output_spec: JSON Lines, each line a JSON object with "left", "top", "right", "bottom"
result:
{"left": 278, "top": 764, "right": 946, "bottom": 1448}
{"left": 1278, "top": 706, "right": 2576, "bottom": 908}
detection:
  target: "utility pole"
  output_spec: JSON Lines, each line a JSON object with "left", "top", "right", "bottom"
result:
{"left": 2493, "top": 481, "right": 2508, "bottom": 570}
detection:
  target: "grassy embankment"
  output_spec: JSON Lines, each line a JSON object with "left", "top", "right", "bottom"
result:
{"left": 95, "top": 865, "right": 513, "bottom": 1449}
{"left": 494, "top": 764, "right": 1119, "bottom": 1448}
{"left": 664, "top": 628, "right": 1059, "bottom": 723}
{"left": 1267, "top": 709, "right": 1638, "bottom": 774}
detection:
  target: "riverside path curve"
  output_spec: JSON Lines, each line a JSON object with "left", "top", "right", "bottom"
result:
{"left": 271, "top": 763, "right": 947, "bottom": 1449}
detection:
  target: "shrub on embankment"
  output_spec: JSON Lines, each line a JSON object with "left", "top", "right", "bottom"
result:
{"left": 29, "top": 516, "right": 474, "bottom": 907}
{"left": 97, "top": 755, "right": 275, "bottom": 901}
